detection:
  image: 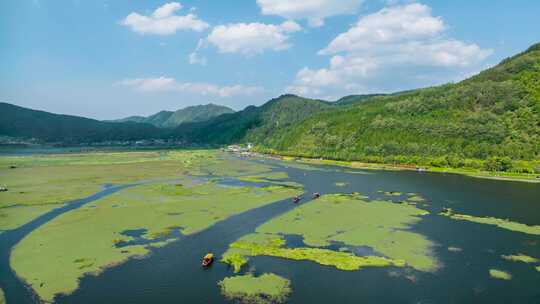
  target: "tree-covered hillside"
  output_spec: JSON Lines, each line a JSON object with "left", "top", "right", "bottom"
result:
{"left": 162, "top": 104, "right": 234, "bottom": 128}
{"left": 173, "top": 95, "right": 332, "bottom": 144}
{"left": 0, "top": 103, "right": 162, "bottom": 143}
{"left": 257, "top": 43, "right": 540, "bottom": 172}
{"left": 110, "top": 104, "right": 234, "bottom": 128}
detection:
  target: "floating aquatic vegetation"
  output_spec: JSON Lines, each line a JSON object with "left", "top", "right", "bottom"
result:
{"left": 440, "top": 208, "right": 540, "bottom": 235}
{"left": 406, "top": 195, "right": 426, "bottom": 202}
{"left": 224, "top": 233, "right": 405, "bottom": 271}
{"left": 0, "top": 150, "right": 223, "bottom": 230}
{"left": 238, "top": 171, "right": 289, "bottom": 183}
{"left": 11, "top": 179, "right": 301, "bottom": 302}
{"left": 489, "top": 269, "right": 512, "bottom": 280}
{"left": 221, "top": 252, "right": 249, "bottom": 273}
{"left": 74, "top": 258, "right": 95, "bottom": 270}
{"left": 334, "top": 182, "right": 348, "bottom": 187}
{"left": 218, "top": 273, "right": 291, "bottom": 304}
{"left": 501, "top": 254, "right": 539, "bottom": 264}
{"left": 223, "top": 194, "right": 438, "bottom": 272}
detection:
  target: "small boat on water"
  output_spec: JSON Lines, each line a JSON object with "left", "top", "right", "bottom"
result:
{"left": 312, "top": 192, "right": 320, "bottom": 199}
{"left": 202, "top": 253, "right": 214, "bottom": 267}
{"left": 293, "top": 196, "right": 301, "bottom": 204}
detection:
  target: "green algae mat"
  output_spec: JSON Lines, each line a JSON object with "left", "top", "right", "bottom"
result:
{"left": 489, "top": 269, "right": 512, "bottom": 280}
{"left": 219, "top": 273, "right": 291, "bottom": 304}
{"left": 440, "top": 208, "right": 540, "bottom": 235}
{"left": 0, "top": 150, "right": 280, "bottom": 231}
{"left": 10, "top": 179, "right": 300, "bottom": 302}
{"left": 0, "top": 150, "right": 217, "bottom": 230}
{"left": 223, "top": 193, "right": 439, "bottom": 273}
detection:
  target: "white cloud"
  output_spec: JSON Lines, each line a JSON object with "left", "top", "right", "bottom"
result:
{"left": 206, "top": 21, "right": 302, "bottom": 55}
{"left": 257, "top": 0, "right": 364, "bottom": 27}
{"left": 320, "top": 3, "right": 444, "bottom": 54}
{"left": 189, "top": 39, "right": 207, "bottom": 65}
{"left": 118, "top": 77, "right": 262, "bottom": 98}
{"left": 287, "top": 3, "right": 492, "bottom": 98}
{"left": 121, "top": 2, "right": 209, "bottom": 35}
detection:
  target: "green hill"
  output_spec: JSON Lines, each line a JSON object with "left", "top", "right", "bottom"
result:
{"left": 110, "top": 104, "right": 234, "bottom": 128}
{"left": 0, "top": 103, "right": 162, "bottom": 144}
{"left": 334, "top": 94, "right": 386, "bottom": 106}
{"left": 142, "top": 111, "right": 175, "bottom": 127}
{"left": 173, "top": 94, "right": 332, "bottom": 144}
{"left": 255, "top": 43, "right": 540, "bottom": 172}
{"left": 162, "top": 104, "right": 234, "bottom": 128}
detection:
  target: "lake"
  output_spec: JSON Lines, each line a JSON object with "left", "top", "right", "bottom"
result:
{"left": 1, "top": 153, "right": 539, "bottom": 303}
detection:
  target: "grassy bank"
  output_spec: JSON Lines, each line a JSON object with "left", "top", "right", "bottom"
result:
{"left": 257, "top": 152, "right": 540, "bottom": 183}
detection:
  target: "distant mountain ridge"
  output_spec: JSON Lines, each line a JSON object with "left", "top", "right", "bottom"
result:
{"left": 0, "top": 102, "right": 161, "bottom": 144}
{"left": 109, "top": 104, "right": 234, "bottom": 128}
{"left": 171, "top": 94, "right": 332, "bottom": 144}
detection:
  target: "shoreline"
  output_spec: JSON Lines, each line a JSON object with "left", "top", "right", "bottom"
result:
{"left": 249, "top": 153, "right": 540, "bottom": 184}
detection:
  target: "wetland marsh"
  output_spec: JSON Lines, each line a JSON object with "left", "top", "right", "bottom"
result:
{"left": 0, "top": 149, "right": 539, "bottom": 303}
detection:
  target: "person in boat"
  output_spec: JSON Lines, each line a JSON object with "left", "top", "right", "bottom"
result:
{"left": 312, "top": 192, "right": 320, "bottom": 199}
{"left": 293, "top": 196, "right": 301, "bottom": 204}
{"left": 202, "top": 253, "right": 214, "bottom": 267}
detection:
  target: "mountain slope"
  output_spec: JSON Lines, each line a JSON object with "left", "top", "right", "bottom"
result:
{"left": 257, "top": 43, "right": 540, "bottom": 169}
{"left": 334, "top": 94, "right": 386, "bottom": 106}
{"left": 143, "top": 111, "right": 175, "bottom": 127}
{"left": 172, "top": 95, "right": 332, "bottom": 144}
{"left": 110, "top": 104, "right": 233, "bottom": 128}
{"left": 110, "top": 115, "right": 148, "bottom": 124}
{"left": 162, "top": 104, "right": 234, "bottom": 128}
{"left": 0, "top": 103, "right": 162, "bottom": 143}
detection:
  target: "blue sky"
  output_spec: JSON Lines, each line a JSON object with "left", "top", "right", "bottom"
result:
{"left": 1, "top": 0, "right": 539, "bottom": 120}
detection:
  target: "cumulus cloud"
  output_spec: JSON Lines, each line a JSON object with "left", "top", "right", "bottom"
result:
{"left": 118, "top": 77, "right": 262, "bottom": 98}
{"left": 257, "top": 0, "right": 363, "bottom": 27}
{"left": 121, "top": 2, "right": 209, "bottom": 35}
{"left": 320, "top": 3, "right": 445, "bottom": 54}
{"left": 206, "top": 21, "right": 302, "bottom": 55}
{"left": 287, "top": 3, "right": 493, "bottom": 98}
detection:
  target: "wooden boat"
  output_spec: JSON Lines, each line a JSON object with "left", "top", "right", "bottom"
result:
{"left": 202, "top": 253, "right": 214, "bottom": 267}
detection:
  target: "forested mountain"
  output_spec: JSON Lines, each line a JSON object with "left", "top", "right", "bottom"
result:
{"left": 255, "top": 43, "right": 540, "bottom": 171}
{"left": 172, "top": 94, "right": 331, "bottom": 144}
{"left": 0, "top": 103, "right": 162, "bottom": 143}
{"left": 110, "top": 104, "right": 234, "bottom": 128}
